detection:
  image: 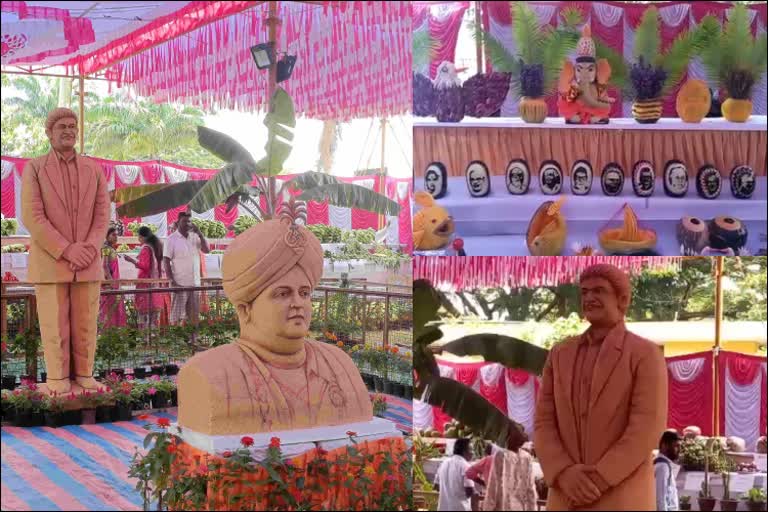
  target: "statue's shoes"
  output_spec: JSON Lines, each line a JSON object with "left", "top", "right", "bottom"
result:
{"left": 46, "top": 379, "right": 72, "bottom": 394}
{"left": 75, "top": 376, "right": 101, "bottom": 390}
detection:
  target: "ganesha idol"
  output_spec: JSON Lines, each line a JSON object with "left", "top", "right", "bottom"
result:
{"left": 558, "top": 25, "right": 615, "bottom": 124}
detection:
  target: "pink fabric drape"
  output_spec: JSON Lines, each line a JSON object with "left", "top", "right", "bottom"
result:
{"left": 427, "top": 3, "right": 470, "bottom": 78}
{"left": 718, "top": 351, "right": 767, "bottom": 443}
{"left": 480, "top": 374, "right": 508, "bottom": 415}
{"left": 307, "top": 201, "right": 330, "bottom": 226}
{"left": 505, "top": 368, "right": 531, "bottom": 387}
{"left": 1, "top": 172, "right": 15, "bottom": 218}
{"left": 666, "top": 352, "right": 714, "bottom": 436}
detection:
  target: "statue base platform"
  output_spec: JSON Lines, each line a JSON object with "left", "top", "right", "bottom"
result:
{"left": 169, "top": 417, "right": 401, "bottom": 459}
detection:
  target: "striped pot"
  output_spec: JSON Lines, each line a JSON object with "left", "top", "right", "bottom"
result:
{"left": 632, "top": 98, "right": 663, "bottom": 124}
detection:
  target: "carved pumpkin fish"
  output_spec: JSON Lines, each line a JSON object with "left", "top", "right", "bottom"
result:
{"left": 526, "top": 197, "right": 567, "bottom": 256}
{"left": 413, "top": 191, "right": 455, "bottom": 250}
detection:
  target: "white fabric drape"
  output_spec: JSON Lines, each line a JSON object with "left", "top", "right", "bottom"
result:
{"left": 413, "top": 398, "right": 435, "bottom": 431}
{"left": 489, "top": 15, "right": 520, "bottom": 118}
{"left": 593, "top": 2, "right": 624, "bottom": 27}
{"left": 115, "top": 165, "right": 141, "bottom": 185}
{"left": 480, "top": 363, "right": 505, "bottom": 387}
{"left": 529, "top": 4, "right": 557, "bottom": 25}
{"left": 0, "top": 159, "right": 13, "bottom": 181}
{"left": 413, "top": 16, "right": 430, "bottom": 77}
{"left": 668, "top": 357, "right": 706, "bottom": 384}
{"left": 13, "top": 171, "right": 28, "bottom": 235}
{"left": 164, "top": 165, "right": 189, "bottom": 184}
{"left": 397, "top": 181, "right": 410, "bottom": 202}
{"left": 328, "top": 205, "right": 352, "bottom": 230}
{"left": 724, "top": 366, "right": 762, "bottom": 452}
{"left": 108, "top": 171, "right": 117, "bottom": 222}
{"left": 659, "top": 3, "right": 690, "bottom": 27}
{"left": 192, "top": 208, "right": 215, "bottom": 221}
{"left": 438, "top": 364, "right": 455, "bottom": 379}
{"left": 386, "top": 215, "right": 399, "bottom": 245}
{"left": 141, "top": 212, "right": 168, "bottom": 237}
{"left": 506, "top": 374, "right": 536, "bottom": 437}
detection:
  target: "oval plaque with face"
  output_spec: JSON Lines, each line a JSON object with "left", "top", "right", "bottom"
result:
{"left": 601, "top": 163, "right": 625, "bottom": 196}
{"left": 539, "top": 160, "right": 563, "bottom": 195}
{"left": 696, "top": 164, "right": 722, "bottom": 200}
{"left": 664, "top": 160, "right": 689, "bottom": 198}
{"left": 506, "top": 159, "right": 530, "bottom": 195}
{"left": 570, "top": 160, "right": 593, "bottom": 195}
{"left": 465, "top": 160, "right": 491, "bottom": 197}
{"left": 424, "top": 161, "right": 448, "bottom": 199}
{"left": 632, "top": 160, "right": 655, "bottom": 197}
{"left": 730, "top": 165, "right": 756, "bottom": 200}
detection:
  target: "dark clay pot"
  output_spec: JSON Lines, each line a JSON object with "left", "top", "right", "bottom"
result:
{"left": 132, "top": 368, "right": 147, "bottom": 379}
{"left": 81, "top": 409, "right": 96, "bottom": 425}
{"left": 112, "top": 403, "right": 133, "bottom": 422}
{"left": 1, "top": 376, "right": 17, "bottom": 390}
{"left": 96, "top": 405, "right": 114, "bottom": 423}
{"left": 15, "top": 410, "right": 45, "bottom": 427}
{"left": 373, "top": 376, "right": 384, "bottom": 393}
{"left": 383, "top": 380, "right": 394, "bottom": 396}
{"left": 152, "top": 392, "right": 170, "bottom": 409}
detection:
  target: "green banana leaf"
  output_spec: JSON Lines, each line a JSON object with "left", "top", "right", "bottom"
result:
{"left": 110, "top": 183, "right": 174, "bottom": 204}
{"left": 293, "top": 173, "right": 400, "bottom": 216}
{"left": 414, "top": 279, "right": 441, "bottom": 341}
{"left": 197, "top": 126, "right": 257, "bottom": 168}
{"left": 187, "top": 162, "right": 253, "bottom": 213}
{"left": 260, "top": 87, "right": 296, "bottom": 176}
{"left": 439, "top": 334, "right": 548, "bottom": 376}
{"left": 424, "top": 375, "right": 528, "bottom": 450}
{"left": 116, "top": 180, "right": 208, "bottom": 217}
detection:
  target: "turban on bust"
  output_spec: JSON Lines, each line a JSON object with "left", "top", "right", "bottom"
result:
{"left": 46, "top": 107, "right": 78, "bottom": 132}
{"left": 222, "top": 219, "right": 323, "bottom": 306}
{"left": 579, "top": 263, "right": 630, "bottom": 299}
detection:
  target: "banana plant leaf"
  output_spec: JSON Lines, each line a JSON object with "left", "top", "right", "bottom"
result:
{"left": 110, "top": 183, "right": 173, "bottom": 204}
{"left": 197, "top": 126, "right": 257, "bottom": 168}
{"left": 260, "top": 87, "right": 296, "bottom": 176}
{"left": 294, "top": 174, "right": 400, "bottom": 216}
{"left": 116, "top": 180, "right": 209, "bottom": 217}
{"left": 440, "top": 334, "right": 548, "bottom": 376}
{"left": 421, "top": 375, "right": 528, "bottom": 450}
{"left": 414, "top": 279, "right": 442, "bottom": 341}
{"left": 187, "top": 162, "right": 254, "bottom": 213}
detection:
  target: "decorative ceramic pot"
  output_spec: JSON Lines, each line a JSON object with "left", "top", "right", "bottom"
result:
{"left": 519, "top": 97, "right": 548, "bottom": 123}
{"left": 698, "top": 497, "right": 717, "bottom": 512}
{"left": 676, "top": 80, "right": 711, "bottom": 123}
{"left": 721, "top": 499, "right": 740, "bottom": 512}
{"left": 632, "top": 98, "right": 663, "bottom": 123}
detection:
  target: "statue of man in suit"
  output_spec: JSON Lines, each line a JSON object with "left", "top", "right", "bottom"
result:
{"left": 534, "top": 264, "right": 668, "bottom": 510}
{"left": 21, "top": 107, "right": 110, "bottom": 393}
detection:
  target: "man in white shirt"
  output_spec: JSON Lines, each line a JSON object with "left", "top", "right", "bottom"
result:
{"left": 434, "top": 438, "right": 475, "bottom": 511}
{"left": 655, "top": 430, "right": 681, "bottom": 511}
{"left": 164, "top": 212, "right": 210, "bottom": 324}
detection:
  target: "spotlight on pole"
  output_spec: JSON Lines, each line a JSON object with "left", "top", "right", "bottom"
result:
{"left": 250, "top": 42, "right": 275, "bottom": 70}
{"left": 277, "top": 54, "right": 297, "bottom": 83}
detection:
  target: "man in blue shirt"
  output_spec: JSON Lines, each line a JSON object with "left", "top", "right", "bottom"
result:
{"left": 655, "top": 430, "right": 682, "bottom": 511}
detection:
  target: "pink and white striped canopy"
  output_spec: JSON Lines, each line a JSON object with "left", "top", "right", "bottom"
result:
{"left": 1, "top": 1, "right": 411, "bottom": 120}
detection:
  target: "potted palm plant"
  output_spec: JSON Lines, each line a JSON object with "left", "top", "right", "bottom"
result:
{"left": 698, "top": 4, "right": 768, "bottom": 122}
{"left": 698, "top": 438, "right": 719, "bottom": 512}
{"left": 743, "top": 488, "right": 767, "bottom": 512}
{"left": 626, "top": 6, "right": 698, "bottom": 123}
{"left": 720, "top": 471, "right": 740, "bottom": 512}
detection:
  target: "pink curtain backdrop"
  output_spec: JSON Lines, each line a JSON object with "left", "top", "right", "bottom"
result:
{"left": 413, "top": 256, "right": 682, "bottom": 291}
{"left": 666, "top": 352, "right": 714, "bottom": 436}
{"left": 413, "top": 2, "right": 470, "bottom": 79}
{"left": 0, "top": 156, "right": 412, "bottom": 245}
{"left": 479, "top": 1, "right": 768, "bottom": 117}
{"left": 421, "top": 351, "right": 760, "bottom": 445}
{"left": 718, "top": 351, "right": 767, "bottom": 449}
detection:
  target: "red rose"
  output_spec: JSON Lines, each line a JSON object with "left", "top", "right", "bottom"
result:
{"left": 241, "top": 436, "right": 254, "bottom": 447}
{"left": 269, "top": 436, "right": 280, "bottom": 448}
{"left": 157, "top": 418, "right": 171, "bottom": 428}
{"left": 222, "top": 451, "right": 233, "bottom": 458}
{"left": 346, "top": 431, "right": 357, "bottom": 437}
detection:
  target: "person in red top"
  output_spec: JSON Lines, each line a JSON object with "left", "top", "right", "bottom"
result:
{"left": 466, "top": 444, "right": 494, "bottom": 487}
{"left": 124, "top": 226, "right": 165, "bottom": 328}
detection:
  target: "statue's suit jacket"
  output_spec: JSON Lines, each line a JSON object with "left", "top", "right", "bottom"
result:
{"left": 21, "top": 151, "right": 110, "bottom": 283}
{"left": 534, "top": 323, "right": 668, "bottom": 511}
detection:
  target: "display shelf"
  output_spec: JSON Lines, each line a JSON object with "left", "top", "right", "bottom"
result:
{"left": 413, "top": 116, "right": 768, "bottom": 131}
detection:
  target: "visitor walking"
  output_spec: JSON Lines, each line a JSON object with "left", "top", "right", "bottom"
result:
{"left": 163, "top": 211, "right": 210, "bottom": 324}
{"left": 655, "top": 430, "right": 682, "bottom": 511}
{"left": 124, "top": 226, "right": 165, "bottom": 328}
{"left": 434, "top": 438, "right": 475, "bottom": 511}
{"left": 99, "top": 227, "right": 127, "bottom": 327}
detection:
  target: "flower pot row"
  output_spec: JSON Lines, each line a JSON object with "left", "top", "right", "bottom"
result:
{"left": 693, "top": 497, "right": 766, "bottom": 512}
{"left": 360, "top": 373, "right": 413, "bottom": 400}
{"left": 1, "top": 364, "right": 181, "bottom": 391}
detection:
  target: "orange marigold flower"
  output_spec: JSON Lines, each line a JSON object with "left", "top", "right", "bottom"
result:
{"left": 157, "top": 418, "right": 171, "bottom": 428}
{"left": 241, "top": 436, "right": 254, "bottom": 447}
{"left": 337, "top": 341, "right": 344, "bottom": 348}
{"left": 391, "top": 347, "right": 399, "bottom": 354}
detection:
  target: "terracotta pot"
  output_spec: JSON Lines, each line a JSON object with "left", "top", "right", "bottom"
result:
{"left": 746, "top": 501, "right": 768, "bottom": 511}
{"left": 721, "top": 499, "right": 740, "bottom": 512}
{"left": 519, "top": 97, "right": 548, "bottom": 123}
{"left": 698, "top": 497, "right": 717, "bottom": 512}
{"left": 722, "top": 98, "right": 752, "bottom": 122}
{"left": 632, "top": 98, "right": 663, "bottom": 123}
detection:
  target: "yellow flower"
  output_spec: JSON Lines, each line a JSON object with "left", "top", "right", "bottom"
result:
{"left": 363, "top": 466, "right": 376, "bottom": 477}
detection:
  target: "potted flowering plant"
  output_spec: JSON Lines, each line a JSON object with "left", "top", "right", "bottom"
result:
{"left": 149, "top": 376, "right": 175, "bottom": 409}
{"left": 372, "top": 394, "right": 388, "bottom": 418}
{"left": 42, "top": 392, "right": 69, "bottom": 428}
{"left": 8, "top": 384, "right": 46, "bottom": 427}
{"left": 79, "top": 390, "right": 102, "bottom": 424}
{"left": 679, "top": 495, "right": 692, "bottom": 511}
{"left": 1, "top": 388, "right": 12, "bottom": 423}
{"left": 111, "top": 379, "right": 136, "bottom": 422}
{"left": 743, "top": 488, "right": 767, "bottom": 512}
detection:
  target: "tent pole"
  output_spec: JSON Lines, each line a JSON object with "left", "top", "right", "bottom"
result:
{"left": 379, "top": 117, "right": 387, "bottom": 231}
{"left": 713, "top": 256, "right": 724, "bottom": 437}
{"left": 475, "top": 1, "right": 484, "bottom": 74}
{"left": 267, "top": 1, "right": 279, "bottom": 103}
{"left": 78, "top": 75, "right": 85, "bottom": 155}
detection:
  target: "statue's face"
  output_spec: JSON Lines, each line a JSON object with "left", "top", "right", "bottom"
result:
{"left": 46, "top": 116, "right": 78, "bottom": 153}
{"left": 580, "top": 276, "right": 626, "bottom": 327}
{"left": 575, "top": 62, "right": 596, "bottom": 84}
{"left": 425, "top": 167, "right": 442, "bottom": 195}
{"left": 241, "top": 266, "right": 313, "bottom": 345}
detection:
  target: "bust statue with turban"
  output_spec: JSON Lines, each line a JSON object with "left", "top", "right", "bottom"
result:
{"left": 177, "top": 218, "right": 373, "bottom": 435}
